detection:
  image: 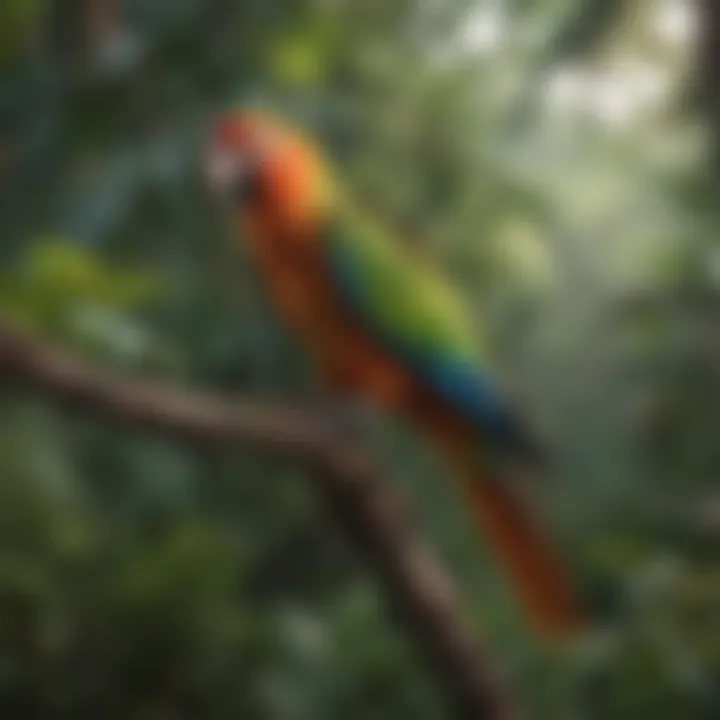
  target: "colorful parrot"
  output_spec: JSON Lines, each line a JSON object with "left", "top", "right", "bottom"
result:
{"left": 204, "top": 111, "right": 581, "bottom": 636}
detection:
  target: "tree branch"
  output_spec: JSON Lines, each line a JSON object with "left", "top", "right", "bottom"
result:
{"left": 0, "top": 324, "right": 517, "bottom": 720}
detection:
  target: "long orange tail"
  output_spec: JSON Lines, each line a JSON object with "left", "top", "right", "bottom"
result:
{"left": 423, "top": 415, "right": 583, "bottom": 637}
{"left": 461, "top": 469, "right": 582, "bottom": 637}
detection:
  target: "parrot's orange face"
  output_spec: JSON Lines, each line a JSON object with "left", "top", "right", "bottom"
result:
{"left": 204, "top": 111, "right": 329, "bottom": 235}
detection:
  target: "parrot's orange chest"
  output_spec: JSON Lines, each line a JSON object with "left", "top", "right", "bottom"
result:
{"left": 241, "top": 210, "right": 419, "bottom": 410}
{"left": 243, "top": 211, "right": 330, "bottom": 334}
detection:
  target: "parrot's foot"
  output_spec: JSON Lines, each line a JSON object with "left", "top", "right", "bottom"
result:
{"left": 309, "top": 398, "right": 375, "bottom": 444}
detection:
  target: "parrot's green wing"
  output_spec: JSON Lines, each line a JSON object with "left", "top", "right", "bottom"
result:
{"left": 330, "top": 207, "right": 480, "bottom": 359}
{"left": 323, "top": 200, "right": 527, "bottom": 454}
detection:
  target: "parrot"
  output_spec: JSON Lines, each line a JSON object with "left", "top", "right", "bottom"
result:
{"left": 203, "top": 110, "right": 581, "bottom": 637}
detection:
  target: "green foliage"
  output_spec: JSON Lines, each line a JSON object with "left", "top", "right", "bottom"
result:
{"left": 0, "top": 0, "right": 47, "bottom": 63}
{"left": 0, "top": 241, "right": 158, "bottom": 322}
{"left": 268, "top": 23, "right": 336, "bottom": 89}
{"left": 0, "top": 240, "right": 161, "bottom": 362}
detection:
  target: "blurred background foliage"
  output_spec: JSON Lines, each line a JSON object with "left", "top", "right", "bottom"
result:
{"left": 1, "top": 0, "right": 719, "bottom": 717}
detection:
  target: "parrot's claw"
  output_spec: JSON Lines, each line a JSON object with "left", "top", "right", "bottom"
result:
{"left": 309, "top": 398, "right": 375, "bottom": 443}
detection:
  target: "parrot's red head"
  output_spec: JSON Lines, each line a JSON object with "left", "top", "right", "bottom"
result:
{"left": 204, "top": 110, "right": 330, "bottom": 235}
